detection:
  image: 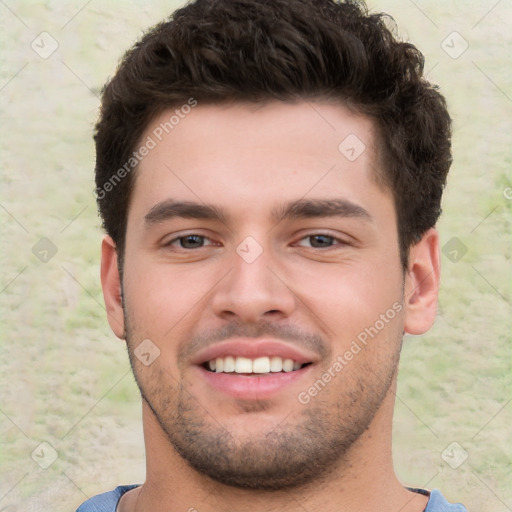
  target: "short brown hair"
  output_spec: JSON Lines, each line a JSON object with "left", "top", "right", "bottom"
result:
{"left": 94, "top": 0, "right": 452, "bottom": 269}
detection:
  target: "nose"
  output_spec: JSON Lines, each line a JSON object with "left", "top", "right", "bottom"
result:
{"left": 211, "top": 242, "right": 297, "bottom": 323}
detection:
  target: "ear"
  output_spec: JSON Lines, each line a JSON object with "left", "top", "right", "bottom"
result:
{"left": 100, "top": 235, "right": 126, "bottom": 339}
{"left": 403, "top": 228, "right": 440, "bottom": 335}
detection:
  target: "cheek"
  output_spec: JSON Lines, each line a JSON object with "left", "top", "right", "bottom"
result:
{"left": 122, "top": 255, "right": 219, "bottom": 341}
{"left": 288, "top": 258, "right": 403, "bottom": 339}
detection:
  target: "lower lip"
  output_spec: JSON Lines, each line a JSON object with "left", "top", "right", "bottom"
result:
{"left": 195, "top": 366, "right": 313, "bottom": 400}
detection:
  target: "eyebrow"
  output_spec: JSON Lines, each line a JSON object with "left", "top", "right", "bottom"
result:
{"left": 271, "top": 198, "right": 373, "bottom": 224}
{"left": 145, "top": 200, "right": 227, "bottom": 225}
{"left": 144, "top": 198, "right": 372, "bottom": 226}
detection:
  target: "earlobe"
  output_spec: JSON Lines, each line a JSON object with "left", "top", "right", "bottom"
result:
{"left": 100, "top": 235, "right": 126, "bottom": 339}
{"left": 403, "top": 228, "right": 440, "bottom": 335}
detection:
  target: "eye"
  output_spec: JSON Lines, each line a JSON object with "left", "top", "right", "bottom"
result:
{"left": 296, "top": 234, "right": 342, "bottom": 249}
{"left": 169, "top": 234, "right": 212, "bottom": 249}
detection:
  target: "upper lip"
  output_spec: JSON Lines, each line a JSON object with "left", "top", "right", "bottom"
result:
{"left": 191, "top": 338, "right": 320, "bottom": 366}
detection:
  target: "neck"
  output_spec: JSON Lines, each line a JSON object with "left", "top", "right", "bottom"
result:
{"left": 121, "top": 381, "right": 427, "bottom": 512}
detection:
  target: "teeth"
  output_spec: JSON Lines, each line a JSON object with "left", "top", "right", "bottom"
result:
{"left": 270, "top": 356, "right": 282, "bottom": 372}
{"left": 235, "top": 356, "right": 252, "bottom": 373}
{"left": 252, "top": 357, "right": 270, "bottom": 373}
{"left": 224, "top": 356, "right": 235, "bottom": 372}
{"left": 207, "top": 355, "right": 305, "bottom": 374}
{"left": 282, "top": 358, "right": 294, "bottom": 372}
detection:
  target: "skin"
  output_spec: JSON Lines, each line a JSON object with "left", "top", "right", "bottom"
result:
{"left": 101, "top": 101, "right": 440, "bottom": 512}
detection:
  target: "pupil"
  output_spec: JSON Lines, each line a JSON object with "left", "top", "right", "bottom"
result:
{"left": 181, "top": 235, "right": 203, "bottom": 248}
{"left": 311, "top": 235, "right": 333, "bottom": 247}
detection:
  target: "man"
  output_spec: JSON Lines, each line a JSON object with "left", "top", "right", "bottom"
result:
{"left": 78, "top": 0, "right": 466, "bottom": 510}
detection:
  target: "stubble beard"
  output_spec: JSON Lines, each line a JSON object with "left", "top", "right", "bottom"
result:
{"left": 125, "top": 330, "right": 401, "bottom": 491}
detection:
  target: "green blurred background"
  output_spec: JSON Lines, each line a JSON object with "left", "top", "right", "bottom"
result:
{"left": 1, "top": 1, "right": 510, "bottom": 510}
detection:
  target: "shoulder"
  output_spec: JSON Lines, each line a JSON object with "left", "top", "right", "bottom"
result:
{"left": 76, "top": 485, "right": 140, "bottom": 512}
{"left": 424, "top": 489, "right": 468, "bottom": 511}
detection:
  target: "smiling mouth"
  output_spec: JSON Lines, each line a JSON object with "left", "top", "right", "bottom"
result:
{"left": 202, "top": 355, "right": 312, "bottom": 375}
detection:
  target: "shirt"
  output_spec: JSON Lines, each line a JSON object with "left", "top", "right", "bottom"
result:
{"left": 76, "top": 485, "right": 468, "bottom": 511}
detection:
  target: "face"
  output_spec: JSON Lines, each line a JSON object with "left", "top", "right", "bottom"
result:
{"left": 102, "top": 101, "right": 439, "bottom": 490}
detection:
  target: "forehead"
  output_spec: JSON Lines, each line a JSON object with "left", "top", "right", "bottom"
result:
{"left": 128, "top": 101, "right": 392, "bottom": 225}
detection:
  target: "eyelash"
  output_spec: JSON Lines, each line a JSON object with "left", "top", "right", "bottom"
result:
{"left": 295, "top": 233, "right": 346, "bottom": 249}
{"left": 166, "top": 234, "right": 217, "bottom": 250}
{"left": 165, "top": 233, "right": 347, "bottom": 250}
